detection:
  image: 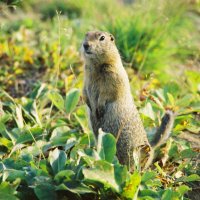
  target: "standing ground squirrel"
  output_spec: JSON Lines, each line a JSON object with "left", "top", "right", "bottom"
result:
{"left": 81, "top": 30, "right": 175, "bottom": 170}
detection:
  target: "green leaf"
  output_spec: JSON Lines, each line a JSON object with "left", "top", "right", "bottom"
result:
{"left": 64, "top": 138, "right": 76, "bottom": 151}
{"left": 20, "top": 140, "right": 47, "bottom": 157}
{"left": 176, "top": 185, "right": 191, "bottom": 196}
{"left": 180, "top": 149, "right": 197, "bottom": 159}
{"left": 97, "top": 129, "right": 116, "bottom": 163}
{"left": 168, "top": 144, "right": 179, "bottom": 158}
{"left": 74, "top": 105, "right": 89, "bottom": 132}
{"left": 161, "top": 189, "right": 179, "bottom": 200}
{"left": 48, "top": 91, "right": 64, "bottom": 111}
{"left": 155, "top": 89, "right": 166, "bottom": 102}
{"left": 176, "top": 94, "right": 193, "bottom": 107}
{"left": 3, "top": 169, "right": 26, "bottom": 182}
{"left": 161, "top": 189, "right": 173, "bottom": 200}
{"left": 142, "top": 171, "right": 157, "bottom": 183}
{"left": 34, "top": 183, "right": 57, "bottom": 200}
{"left": 54, "top": 170, "right": 75, "bottom": 183}
{"left": 185, "top": 70, "right": 200, "bottom": 93}
{"left": 114, "top": 164, "right": 127, "bottom": 186}
{"left": 0, "top": 137, "right": 13, "bottom": 149}
{"left": 83, "top": 160, "right": 121, "bottom": 192}
{"left": 167, "top": 93, "right": 175, "bottom": 106}
{"left": 49, "top": 148, "right": 67, "bottom": 174}
{"left": 0, "top": 182, "right": 19, "bottom": 200}
{"left": 50, "top": 126, "right": 70, "bottom": 140}
{"left": 56, "top": 183, "right": 95, "bottom": 194}
{"left": 16, "top": 127, "right": 43, "bottom": 144}
{"left": 77, "top": 150, "right": 95, "bottom": 166}
{"left": 176, "top": 174, "right": 200, "bottom": 182}
{"left": 122, "top": 171, "right": 141, "bottom": 199}
{"left": 163, "top": 82, "right": 180, "bottom": 98}
{"left": 29, "top": 83, "right": 46, "bottom": 99}
{"left": 139, "top": 189, "right": 159, "bottom": 198}
{"left": 65, "top": 88, "right": 80, "bottom": 114}
{"left": 0, "top": 122, "right": 16, "bottom": 142}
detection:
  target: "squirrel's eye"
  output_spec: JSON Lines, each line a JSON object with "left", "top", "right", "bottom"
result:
{"left": 99, "top": 36, "right": 105, "bottom": 41}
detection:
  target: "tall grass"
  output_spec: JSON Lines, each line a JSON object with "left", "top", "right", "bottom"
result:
{"left": 103, "top": 0, "right": 198, "bottom": 75}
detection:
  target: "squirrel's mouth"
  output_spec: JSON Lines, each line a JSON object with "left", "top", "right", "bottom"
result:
{"left": 85, "top": 51, "right": 92, "bottom": 55}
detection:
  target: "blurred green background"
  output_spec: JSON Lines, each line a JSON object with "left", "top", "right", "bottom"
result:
{"left": 0, "top": 0, "right": 199, "bottom": 97}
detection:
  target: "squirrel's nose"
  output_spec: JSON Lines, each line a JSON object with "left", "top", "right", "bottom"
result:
{"left": 83, "top": 43, "right": 90, "bottom": 50}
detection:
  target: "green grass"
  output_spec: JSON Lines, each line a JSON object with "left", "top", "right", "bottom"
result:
{"left": 0, "top": 0, "right": 200, "bottom": 199}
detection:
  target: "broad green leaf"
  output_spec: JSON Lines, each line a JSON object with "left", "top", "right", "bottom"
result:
{"left": 77, "top": 150, "right": 95, "bottom": 166}
{"left": 185, "top": 70, "right": 200, "bottom": 93}
{"left": 180, "top": 149, "right": 197, "bottom": 159}
{"left": 176, "top": 185, "right": 191, "bottom": 196}
{"left": 176, "top": 94, "right": 193, "bottom": 107}
{"left": 56, "top": 183, "right": 95, "bottom": 194}
{"left": 0, "top": 182, "right": 19, "bottom": 200}
{"left": 50, "top": 126, "right": 70, "bottom": 140}
{"left": 97, "top": 129, "right": 116, "bottom": 163}
{"left": 122, "top": 171, "right": 141, "bottom": 199}
{"left": 79, "top": 133, "right": 96, "bottom": 148}
{"left": 39, "top": 160, "right": 49, "bottom": 174}
{"left": 168, "top": 144, "right": 179, "bottom": 158}
{"left": 54, "top": 170, "right": 75, "bottom": 183}
{"left": 139, "top": 197, "right": 155, "bottom": 200}
{"left": 3, "top": 169, "right": 25, "bottom": 182}
{"left": 20, "top": 140, "right": 47, "bottom": 156}
{"left": 163, "top": 82, "right": 180, "bottom": 98}
{"left": 176, "top": 174, "right": 200, "bottom": 183}
{"left": 141, "top": 171, "right": 157, "bottom": 183}
{"left": 49, "top": 148, "right": 67, "bottom": 174}
{"left": 65, "top": 88, "right": 80, "bottom": 114}
{"left": 139, "top": 189, "right": 159, "bottom": 198}
{"left": 83, "top": 160, "right": 121, "bottom": 192}
{"left": 64, "top": 138, "right": 76, "bottom": 151}
{"left": 0, "top": 137, "right": 13, "bottom": 149}
{"left": 9, "top": 144, "right": 26, "bottom": 156}
{"left": 114, "top": 164, "right": 127, "bottom": 186}
{"left": 34, "top": 183, "right": 57, "bottom": 200}
{"left": 155, "top": 89, "right": 166, "bottom": 102}
{"left": 16, "top": 127, "right": 43, "bottom": 144}
{"left": 48, "top": 91, "right": 64, "bottom": 111}
{"left": 161, "top": 189, "right": 179, "bottom": 200}
{"left": 51, "top": 136, "right": 70, "bottom": 146}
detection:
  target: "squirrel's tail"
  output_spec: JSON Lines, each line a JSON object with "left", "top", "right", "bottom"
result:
{"left": 150, "top": 110, "right": 175, "bottom": 149}
{"left": 143, "top": 110, "right": 175, "bottom": 170}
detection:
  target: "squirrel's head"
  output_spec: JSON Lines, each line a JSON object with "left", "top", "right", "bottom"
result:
{"left": 81, "top": 31, "right": 119, "bottom": 65}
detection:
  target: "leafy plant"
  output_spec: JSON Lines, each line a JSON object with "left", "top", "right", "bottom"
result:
{"left": 0, "top": 0, "right": 199, "bottom": 199}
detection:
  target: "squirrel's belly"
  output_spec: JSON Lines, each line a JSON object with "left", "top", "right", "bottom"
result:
{"left": 90, "top": 100, "right": 149, "bottom": 148}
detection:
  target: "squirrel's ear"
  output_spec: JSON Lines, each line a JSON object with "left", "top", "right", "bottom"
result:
{"left": 110, "top": 34, "right": 115, "bottom": 42}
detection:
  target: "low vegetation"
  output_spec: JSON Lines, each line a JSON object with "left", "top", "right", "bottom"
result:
{"left": 0, "top": 0, "right": 199, "bottom": 199}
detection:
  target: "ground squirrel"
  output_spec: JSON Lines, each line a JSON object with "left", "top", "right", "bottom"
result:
{"left": 81, "top": 30, "right": 175, "bottom": 170}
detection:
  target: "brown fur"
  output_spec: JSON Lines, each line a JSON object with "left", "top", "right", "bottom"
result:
{"left": 82, "top": 31, "right": 174, "bottom": 170}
